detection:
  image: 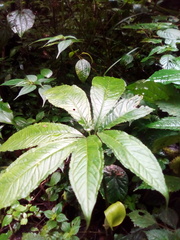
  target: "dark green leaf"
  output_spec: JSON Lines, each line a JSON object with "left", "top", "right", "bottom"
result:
{"left": 127, "top": 81, "right": 175, "bottom": 102}
{"left": 158, "top": 208, "right": 178, "bottom": 229}
{"left": 128, "top": 210, "right": 157, "bottom": 228}
{"left": 101, "top": 165, "right": 128, "bottom": 203}
{"left": 165, "top": 175, "right": 180, "bottom": 192}
{"left": 145, "top": 229, "right": 171, "bottom": 240}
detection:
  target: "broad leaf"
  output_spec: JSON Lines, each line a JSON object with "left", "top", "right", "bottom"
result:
{"left": 69, "top": 135, "right": 104, "bottom": 226}
{"left": 0, "top": 101, "right": 14, "bottom": 124}
{"left": 127, "top": 80, "right": 175, "bottom": 103}
{"left": 145, "top": 229, "right": 171, "bottom": 240}
{"left": 152, "top": 131, "right": 180, "bottom": 153}
{"left": 160, "top": 55, "right": 180, "bottom": 70}
{"left": 147, "top": 117, "right": 180, "bottom": 130}
{"left": 7, "top": 9, "right": 35, "bottom": 37}
{"left": 128, "top": 210, "right": 157, "bottom": 228}
{"left": 104, "top": 202, "right": 126, "bottom": 229}
{"left": 147, "top": 69, "right": 180, "bottom": 85}
{"left": 45, "top": 85, "right": 92, "bottom": 131}
{"left": 158, "top": 208, "right": 178, "bottom": 229}
{"left": 165, "top": 175, "right": 180, "bottom": 192}
{"left": 98, "top": 130, "right": 169, "bottom": 201}
{"left": 102, "top": 96, "right": 153, "bottom": 129}
{"left": 157, "top": 28, "right": 180, "bottom": 47}
{"left": 0, "top": 139, "right": 77, "bottom": 209}
{"left": 101, "top": 165, "right": 128, "bottom": 203}
{"left": 56, "top": 39, "right": 73, "bottom": 58}
{"left": 14, "top": 85, "right": 37, "bottom": 99}
{"left": 149, "top": 46, "right": 176, "bottom": 56}
{"left": 157, "top": 95, "right": 180, "bottom": 117}
{"left": 40, "top": 69, "right": 53, "bottom": 78}
{"left": 0, "top": 122, "right": 83, "bottom": 152}
{"left": 75, "top": 59, "right": 91, "bottom": 83}
{"left": 38, "top": 85, "right": 52, "bottom": 106}
{"left": 90, "top": 76, "right": 126, "bottom": 130}
{"left": 1, "top": 79, "right": 27, "bottom": 86}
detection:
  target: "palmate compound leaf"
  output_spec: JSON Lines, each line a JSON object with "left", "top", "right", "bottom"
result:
{"left": 90, "top": 76, "right": 126, "bottom": 131}
{"left": 0, "top": 138, "right": 78, "bottom": 209}
{"left": 69, "top": 135, "right": 104, "bottom": 227}
{"left": 45, "top": 85, "right": 92, "bottom": 132}
{"left": 101, "top": 95, "right": 153, "bottom": 130}
{"left": 98, "top": 130, "right": 169, "bottom": 202}
{"left": 0, "top": 122, "right": 83, "bottom": 152}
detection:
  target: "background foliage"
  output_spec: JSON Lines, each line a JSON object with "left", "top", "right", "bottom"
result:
{"left": 0, "top": 0, "right": 180, "bottom": 239}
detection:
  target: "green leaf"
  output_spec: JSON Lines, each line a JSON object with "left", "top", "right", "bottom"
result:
{"left": 165, "top": 175, "right": 180, "bottom": 192}
{"left": 158, "top": 208, "right": 178, "bottom": 229}
{"left": 98, "top": 130, "right": 169, "bottom": 201}
{"left": 40, "top": 69, "right": 53, "bottom": 78}
{"left": 157, "top": 94, "right": 180, "bottom": 117}
{"left": 127, "top": 81, "right": 175, "bottom": 103}
{"left": 101, "top": 165, "right": 128, "bottom": 203}
{"left": 0, "top": 138, "right": 77, "bottom": 209}
{"left": 38, "top": 85, "right": 52, "bottom": 107}
{"left": 104, "top": 201, "right": 126, "bottom": 229}
{"left": 0, "top": 122, "right": 83, "bottom": 152}
{"left": 123, "top": 22, "right": 174, "bottom": 30}
{"left": 128, "top": 210, "right": 157, "bottom": 228}
{"left": 147, "top": 69, "right": 180, "bottom": 85}
{"left": 102, "top": 95, "right": 153, "bottom": 129}
{"left": 7, "top": 9, "right": 35, "bottom": 37}
{"left": 75, "top": 59, "right": 91, "bottom": 83}
{"left": 90, "top": 76, "right": 126, "bottom": 130}
{"left": 14, "top": 85, "right": 37, "bottom": 99}
{"left": 56, "top": 39, "right": 73, "bottom": 58}
{"left": 56, "top": 213, "right": 68, "bottom": 222}
{"left": 149, "top": 46, "right": 176, "bottom": 56}
{"left": 151, "top": 130, "right": 180, "bottom": 153}
{"left": 22, "top": 233, "right": 46, "bottom": 240}
{"left": 45, "top": 85, "right": 92, "bottom": 131}
{"left": 0, "top": 101, "right": 14, "bottom": 124}
{"left": 147, "top": 117, "right": 180, "bottom": 130}
{"left": 1, "top": 79, "right": 27, "bottom": 86}
{"left": 145, "top": 229, "right": 170, "bottom": 240}
{"left": 69, "top": 135, "right": 104, "bottom": 227}
{"left": 49, "top": 172, "right": 61, "bottom": 186}
{"left": 2, "top": 214, "right": 13, "bottom": 227}
{"left": 26, "top": 75, "right": 37, "bottom": 82}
